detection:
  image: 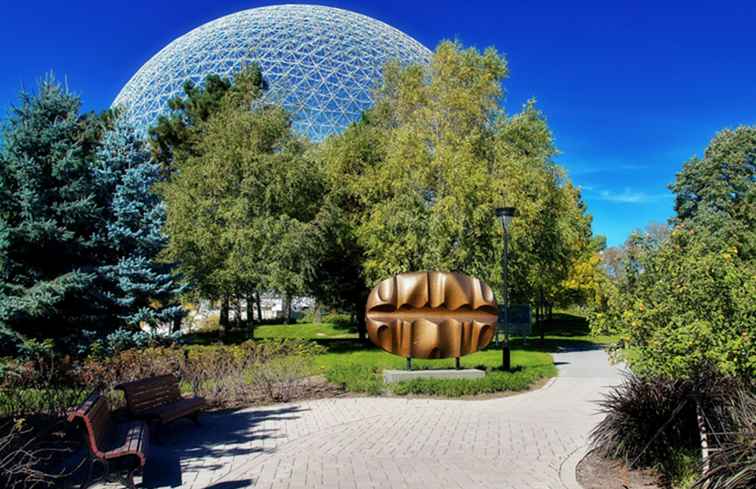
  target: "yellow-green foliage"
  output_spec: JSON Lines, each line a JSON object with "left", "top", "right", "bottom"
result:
{"left": 590, "top": 127, "right": 756, "bottom": 380}
{"left": 318, "top": 41, "right": 594, "bottom": 306}
{"left": 623, "top": 238, "right": 754, "bottom": 379}
{"left": 158, "top": 65, "right": 323, "bottom": 305}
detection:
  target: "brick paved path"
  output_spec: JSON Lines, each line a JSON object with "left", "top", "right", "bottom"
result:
{"left": 125, "top": 347, "right": 621, "bottom": 489}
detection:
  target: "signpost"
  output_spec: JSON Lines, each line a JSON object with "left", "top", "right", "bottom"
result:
{"left": 497, "top": 304, "right": 532, "bottom": 338}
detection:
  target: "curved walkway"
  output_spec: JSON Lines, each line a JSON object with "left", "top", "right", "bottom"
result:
{"left": 136, "top": 348, "right": 622, "bottom": 489}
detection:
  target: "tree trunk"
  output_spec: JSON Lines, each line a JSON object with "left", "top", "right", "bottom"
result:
{"left": 284, "top": 294, "right": 293, "bottom": 324}
{"left": 234, "top": 297, "right": 242, "bottom": 328}
{"left": 539, "top": 287, "right": 545, "bottom": 342}
{"left": 696, "top": 399, "right": 711, "bottom": 485}
{"left": 314, "top": 302, "right": 321, "bottom": 324}
{"left": 256, "top": 291, "right": 263, "bottom": 322}
{"left": 246, "top": 293, "right": 256, "bottom": 339}
{"left": 357, "top": 310, "right": 367, "bottom": 343}
{"left": 171, "top": 313, "right": 182, "bottom": 334}
{"left": 219, "top": 296, "right": 230, "bottom": 337}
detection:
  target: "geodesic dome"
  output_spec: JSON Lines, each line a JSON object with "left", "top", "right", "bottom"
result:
{"left": 113, "top": 4, "right": 431, "bottom": 141}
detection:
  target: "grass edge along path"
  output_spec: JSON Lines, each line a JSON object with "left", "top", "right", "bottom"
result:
{"left": 314, "top": 345, "right": 557, "bottom": 397}
{"left": 185, "top": 309, "right": 614, "bottom": 398}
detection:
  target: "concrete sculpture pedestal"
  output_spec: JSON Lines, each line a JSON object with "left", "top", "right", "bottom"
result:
{"left": 383, "top": 368, "right": 485, "bottom": 384}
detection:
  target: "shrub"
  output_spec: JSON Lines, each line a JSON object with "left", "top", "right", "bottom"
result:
{"left": 251, "top": 355, "right": 316, "bottom": 402}
{"left": 187, "top": 340, "right": 325, "bottom": 405}
{"left": 0, "top": 420, "right": 51, "bottom": 489}
{"left": 77, "top": 328, "right": 181, "bottom": 358}
{"left": 390, "top": 366, "right": 554, "bottom": 397}
{"left": 79, "top": 347, "right": 184, "bottom": 397}
{"left": 590, "top": 232, "right": 756, "bottom": 380}
{"left": 324, "top": 365, "right": 383, "bottom": 395}
{"left": 0, "top": 340, "right": 87, "bottom": 419}
{"left": 298, "top": 310, "right": 354, "bottom": 329}
{"left": 323, "top": 363, "right": 556, "bottom": 398}
{"left": 193, "top": 314, "right": 220, "bottom": 333}
{"left": 180, "top": 345, "right": 254, "bottom": 406}
{"left": 321, "top": 312, "right": 353, "bottom": 329}
{"left": 79, "top": 339, "right": 325, "bottom": 408}
{"left": 0, "top": 346, "right": 81, "bottom": 487}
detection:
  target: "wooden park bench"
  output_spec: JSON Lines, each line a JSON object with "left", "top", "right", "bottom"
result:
{"left": 115, "top": 374, "right": 206, "bottom": 429}
{"left": 67, "top": 391, "right": 149, "bottom": 489}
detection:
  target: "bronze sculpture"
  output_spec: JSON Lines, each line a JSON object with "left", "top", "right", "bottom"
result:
{"left": 365, "top": 271, "right": 497, "bottom": 359}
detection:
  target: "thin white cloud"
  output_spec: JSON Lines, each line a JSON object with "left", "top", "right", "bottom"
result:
{"left": 594, "top": 188, "right": 671, "bottom": 204}
{"left": 563, "top": 162, "right": 649, "bottom": 176}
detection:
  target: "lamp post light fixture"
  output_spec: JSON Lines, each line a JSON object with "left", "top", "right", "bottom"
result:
{"left": 495, "top": 207, "right": 516, "bottom": 371}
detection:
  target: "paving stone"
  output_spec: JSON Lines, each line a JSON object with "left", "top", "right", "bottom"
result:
{"left": 89, "top": 348, "right": 621, "bottom": 489}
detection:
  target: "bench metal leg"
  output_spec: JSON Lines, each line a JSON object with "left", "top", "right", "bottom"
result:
{"left": 116, "top": 468, "right": 138, "bottom": 489}
{"left": 80, "top": 456, "right": 139, "bottom": 489}
{"left": 78, "top": 459, "right": 95, "bottom": 489}
{"left": 79, "top": 458, "right": 107, "bottom": 489}
{"left": 148, "top": 419, "right": 163, "bottom": 445}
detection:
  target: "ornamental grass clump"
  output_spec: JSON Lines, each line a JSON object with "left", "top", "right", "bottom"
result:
{"left": 591, "top": 370, "right": 754, "bottom": 488}
{"left": 694, "top": 387, "right": 756, "bottom": 489}
{"left": 590, "top": 374, "right": 700, "bottom": 469}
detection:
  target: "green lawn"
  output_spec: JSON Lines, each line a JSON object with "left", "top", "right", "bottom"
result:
{"left": 258, "top": 309, "right": 618, "bottom": 345}
{"left": 515, "top": 309, "right": 621, "bottom": 350}
{"left": 255, "top": 322, "right": 357, "bottom": 339}
{"left": 183, "top": 321, "right": 356, "bottom": 344}
{"left": 311, "top": 341, "right": 556, "bottom": 396}
{"left": 184, "top": 309, "right": 615, "bottom": 398}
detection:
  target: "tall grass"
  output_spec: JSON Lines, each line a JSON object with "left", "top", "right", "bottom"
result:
{"left": 591, "top": 371, "right": 755, "bottom": 489}
{"left": 694, "top": 387, "right": 756, "bottom": 489}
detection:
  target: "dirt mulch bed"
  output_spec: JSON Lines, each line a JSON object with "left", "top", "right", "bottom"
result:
{"left": 577, "top": 449, "right": 662, "bottom": 489}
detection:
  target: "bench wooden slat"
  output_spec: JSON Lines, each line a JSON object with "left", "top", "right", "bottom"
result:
{"left": 103, "top": 420, "right": 149, "bottom": 466}
{"left": 68, "top": 391, "right": 115, "bottom": 460}
{"left": 115, "top": 374, "right": 205, "bottom": 427}
{"left": 68, "top": 390, "right": 149, "bottom": 489}
{"left": 117, "top": 375, "right": 183, "bottom": 415}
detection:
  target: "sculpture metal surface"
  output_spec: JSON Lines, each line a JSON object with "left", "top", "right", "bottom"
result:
{"left": 365, "top": 271, "right": 497, "bottom": 359}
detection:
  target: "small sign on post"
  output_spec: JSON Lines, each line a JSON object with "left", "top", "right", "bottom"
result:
{"left": 497, "top": 304, "right": 532, "bottom": 338}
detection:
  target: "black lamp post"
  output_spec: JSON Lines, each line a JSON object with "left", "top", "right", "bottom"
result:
{"left": 495, "top": 206, "right": 516, "bottom": 371}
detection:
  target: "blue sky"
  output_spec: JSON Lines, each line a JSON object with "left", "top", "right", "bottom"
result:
{"left": 2, "top": 0, "right": 755, "bottom": 245}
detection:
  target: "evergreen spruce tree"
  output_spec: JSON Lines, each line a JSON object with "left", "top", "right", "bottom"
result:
{"left": 0, "top": 78, "right": 104, "bottom": 344}
{"left": 92, "top": 117, "right": 185, "bottom": 330}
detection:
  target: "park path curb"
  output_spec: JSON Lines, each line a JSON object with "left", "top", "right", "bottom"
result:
{"left": 559, "top": 443, "right": 590, "bottom": 489}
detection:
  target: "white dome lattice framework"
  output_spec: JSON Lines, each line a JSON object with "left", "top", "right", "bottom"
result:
{"left": 113, "top": 4, "right": 431, "bottom": 141}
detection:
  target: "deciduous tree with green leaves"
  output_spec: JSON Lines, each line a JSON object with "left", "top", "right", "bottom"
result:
{"left": 590, "top": 126, "right": 756, "bottom": 380}
{"left": 316, "top": 41, "right": 594, "bottom": 315}
{"left": 148, "top": 67, "right": 266, "bottom": 168}
{"left": 671, "top": 126, "right": 755, "bottom": 258}
{"left": 158, "top": 67, "right": 323, "bottom": 328}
